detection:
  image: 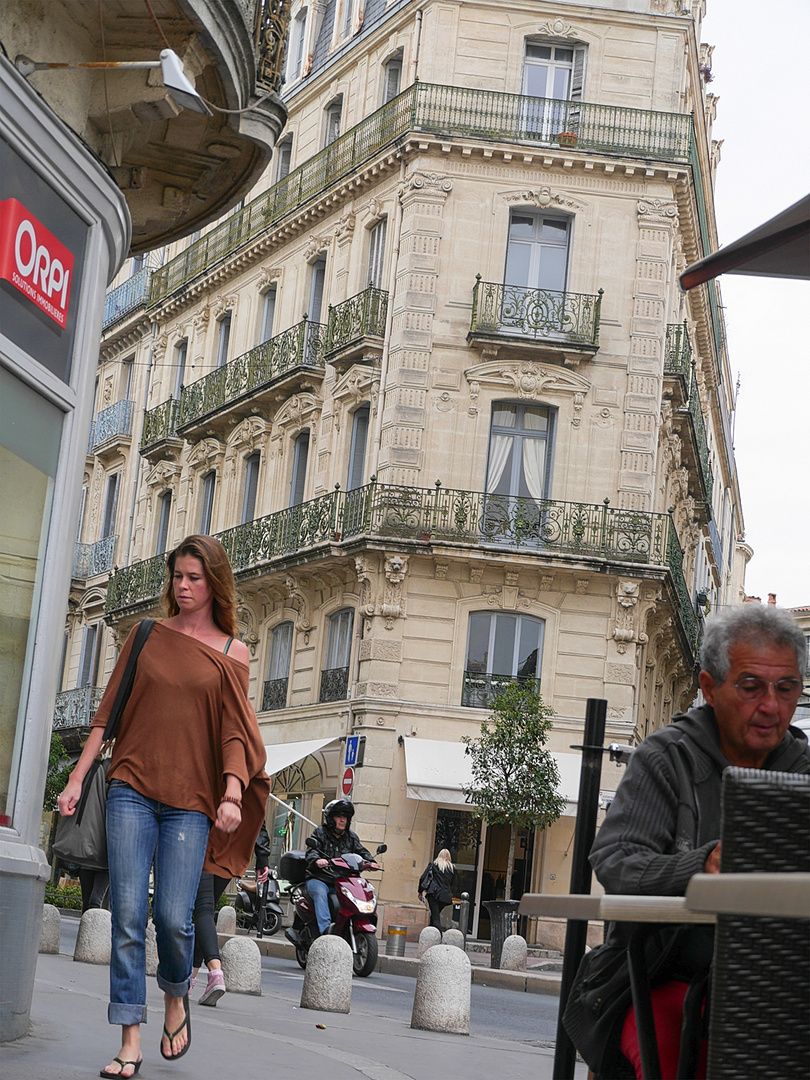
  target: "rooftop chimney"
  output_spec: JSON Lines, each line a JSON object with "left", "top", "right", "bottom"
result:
{"left": 767, "top": 593, "right": 777, "bottom": 605}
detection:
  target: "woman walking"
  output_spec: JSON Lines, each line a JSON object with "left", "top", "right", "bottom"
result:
{"left": 58, "top": 535, "right": 269, "bottom": 1079}
{"left": 418, "top": 849, "right": 455, "bottom": 931}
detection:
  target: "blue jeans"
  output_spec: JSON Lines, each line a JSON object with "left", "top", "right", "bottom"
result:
{"left": 307, "top": 877, "right": 334, "bottom": 934}
{"left": 106, "top": 781, "right": 210, "bottom": 1026}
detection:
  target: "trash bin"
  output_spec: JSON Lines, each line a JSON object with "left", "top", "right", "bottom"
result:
{"left": 385, "top": 924, "right": 407, "bottom": 957}
{"left": 482, "top": 899, "right": 519, "bottom": 969}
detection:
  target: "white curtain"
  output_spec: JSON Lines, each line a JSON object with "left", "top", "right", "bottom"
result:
{"left": 486, "top": 434, "right": 512, "bottom": 493}
{"left": 522, "top": 437, "right": 546, "bottom": 501}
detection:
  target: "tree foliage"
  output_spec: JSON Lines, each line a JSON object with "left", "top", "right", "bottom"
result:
{"left": 42, "top": 732, "right": 71, "bottom": 811}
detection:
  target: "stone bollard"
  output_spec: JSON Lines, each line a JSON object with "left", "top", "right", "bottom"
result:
{"left": 220, "top": 936, "right": 261, "bottom": 995}
{"left": 300, "top": 936, "right": 353, "bottom": 1014}
{"left": 500, "top": 934, "right": 527, "bottom": 972}
{"left": 417, "top": 925, "right": 441, "bottom": 959}
{"left": 411, "top": 943, "right": 471, "bottom": 1035}
{"left": 145, "top": 920, "right": 158, "bottom": 977}
{"left": 74, "top": 908, "right": 112, "bottom": 965}
{"left": 217, "top": 904, "right": 237, "bottom": 935}
{"left": 442, "top": 927, "right": 465, "bottom": 950}
{"left": 39, "top": 904, "right": 61, "bottom": 954}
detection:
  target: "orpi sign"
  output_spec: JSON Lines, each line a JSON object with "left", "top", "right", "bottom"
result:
{"left": 0, "top": 197, "right": 74, "bottom": 327}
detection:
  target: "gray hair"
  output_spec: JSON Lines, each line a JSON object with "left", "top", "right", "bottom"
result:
{"left": 700, "top": 604, "right": 806, "bottom": 682}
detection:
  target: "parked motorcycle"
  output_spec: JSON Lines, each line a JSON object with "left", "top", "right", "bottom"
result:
{"left": 234, "top": 867, "right": 283, "bottom": 937}
{"left": 282, "top": 843, "right": 387, "bottom": 977}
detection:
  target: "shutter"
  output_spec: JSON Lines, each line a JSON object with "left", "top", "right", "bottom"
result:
{"left": 290, "top": 433, "right": 309, "bottom": 506}
{"left": 347, "top": 406, "right": 370, "bottom": 489}
{"left": 157, "top": 491, "right": 172, "bottom": 553}
{"left": 277, "top": 141, "right": 292, "bottom": 181}
{"left": 242, "top": 453, "right": 260, "bottom": 523}
{"left": 569, "top": 45, "right": 586, "bottom": 132}
{"left": 78, "top": 625, "right": 97, "bottom": 688}
{"left": 385, "top": 58, "right": 402, "bottom": 103}
{"left": 102, "top": 473, "right": 119, "bottom": 538}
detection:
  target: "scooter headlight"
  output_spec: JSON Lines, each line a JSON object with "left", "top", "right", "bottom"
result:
{"left": 355, "top": 898, "right": 376, "bottom": 913}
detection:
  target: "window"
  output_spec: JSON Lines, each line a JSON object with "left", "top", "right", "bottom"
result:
{"left": 308, "top": 258, "right": 326, "bottom": 323}
{"left": 383, "top": 53, "right": 403, "bottom": 104}
{"left": 341, "top": 0, "right": 354, "bottom": 37}
{"left": 76, "top": 484, "right": 88, "bottom": 541}
{"left": 276, "top": 138, "right": 292, "bottom": 182}
{"left": 173, "top": 338, "right": 188, "bottom": 399}
{"left": 324, "top": 99, "right": 342, "bottom": 147}
{"left": 216, "top": 314, "right": 232, "bottom": 368}
{"left": 320, "top": 608, "right": 354, "bottom": 702}
{"left": 483, "top": 403, "right": 555, "bottom": 544}
{"left": 263, "top": 621, "right": 293, "bottom": 711}
{"left": 156, "top": 490, "right": 172, "bottom": 554}
{"left": 463, "top": 612, "right": 544, "bottom": 707}
{"left": 101, "top": 472, "right": 120, "bottom": 538}
{"left": 367, "top": 219, "right": 387, "bottom": 289}
{"left": 121, "top": 357, "right": 134, "bottom": 399}
{"left": 346, "top": 405, "right": 370, "bottom": 490}
{"left": 242, "top": 452, "right": 260, "bottom": 523}
{"left": 522, "top": 41, "right": 586, "bottom": 141}
{"left": 77, "top": 623, "right": 104, "bottom": 689}
{"left": 291, "top": 7, "right": 308, "bottom": 81}
{"left": 289, "top": 432, "right": 309, "bottom": 506}
{"left": 261, "top": 287, "right": 277, "bottom": 343}
{"left": 131, "top": 254, "right": 146, "bottom": 275}
{"left": 505, "top": 211, "right": 570, "bottom": 294}
{"left": 199, "top": 470, "right": 216, "bottom": 534}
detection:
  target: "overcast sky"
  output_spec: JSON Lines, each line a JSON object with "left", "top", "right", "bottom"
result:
{"left": 700, "top": 0, "right": 809, "bottom": 609}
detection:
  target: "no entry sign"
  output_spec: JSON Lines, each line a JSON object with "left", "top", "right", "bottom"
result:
{"left": 341, "top": 766, "right": 354, "bottom": 797}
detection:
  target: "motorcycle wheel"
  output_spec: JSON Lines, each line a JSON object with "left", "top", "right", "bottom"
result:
{"left": 295, "top": 945, "right": 308, "bottom": 970}
{"left": 262, "top": 909, "right": 281, "bottom": 936}
{"left": 352, "top": 930, "right": 378, "bottom": 977}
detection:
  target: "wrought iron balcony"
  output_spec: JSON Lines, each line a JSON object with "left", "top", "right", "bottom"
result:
{"left": 74, "top": 535, "right": 116, "bottom": 579}
{"left": 52, "top": 686, "right": 105, "bottom": 730}
{"left": 319, "top": 666, "right": 350, "bottom": 703}
{"left": 664, "top": 322, "right": 693, "bottom": 379}
{"left": 105, "top": 552, "right": 167, "bottom": 616}
{"left": 261, "top": 677, "right": 289, "bottom": 712}
{"left": 461, "top": 672, "right": 535, "bottom": 709}
{"left": 102, "top": 268, "right": 152, "bottom": 331}
{"left": 685, "top": 367, "right": 713, "bottom": 505}
{"left": 90, "top": 399, "right": 134, "bottom": 451}
{"left": 140, "top": 398, "right": 180, "bottom": 455}
{"left": 177, "top": 318, "right": 326, "bottom": 433}
{"left": 325, "top": 286, "right": 389, "bottom": 363}
{"left": 150, "top": 82, "right": 692, "bottom": 302}
{"left": 469, "top": 278, "right": 602, "bottom": 360}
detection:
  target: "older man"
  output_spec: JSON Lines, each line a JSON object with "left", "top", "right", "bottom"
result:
{"left": 587, "top": 604, "right": 808, "bottom": 1079}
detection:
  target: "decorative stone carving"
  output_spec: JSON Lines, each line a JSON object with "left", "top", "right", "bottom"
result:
{"left": 366, "top": 196, "right": 384, "bottom": 221}
{"left": 466, "top": 360, "right": 591, "bottom": 404}
{"left": 606, "top": 663, "right": 635, "bottom": 685}
{"left": 470, "top": 566, "right": 484, "bottom": 584}
{"left": 236, "top": 599, "right": 260, "bottom": 655}
{"left": 284, "top": 574, "right": 311, "bottom": 633}
{"left": 227, "top": 416, "right": 269, "bottom": 453}
{"left": 400, "top": 171, "right": 454, "bottom": 198}
{"left": 333, "top": 211, "right": 356, "bottom": 244}
{"left": 536, "top": 17, "right": 581, "bottom": 39}
{"left": 303, "top": 234, "right": 331, "bottom": 263}
{"left": 187, "top": 437, "right": 225, "bottom": 472}
{"left": 354, "top": 555, "right": 377, "bottom": 617}
{"left": 501, "top": 187, "right": 585, "bottom": 211}
{"left": 572, "top": 392, "right": 584, "bottom": 427}
{"left": 145, "top": 460, "right": 180, "bottom": 490}
{"left": 637, "top": 199, "right": 679, "bottom": 227}
{"left": 434, "top": 563, "right": 448, "bottom": 580}
{"left": 257, "top": 266, "right": 282, "bottom": 291}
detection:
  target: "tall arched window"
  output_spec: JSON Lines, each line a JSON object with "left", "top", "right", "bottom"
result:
{"left": 484, "top": 402, "right": 555, "bottom": 535}
{"left": 463, "top": 611, "right": 544, "bottom": 707}
{"left": 290, "top": 432, "right": 309, "bottom": 506}
{"left": 242, "top": 452, "right": 260, "bottom": 523}
{"left": 263, "top": 621, "right": 293, "bottom": 711}
{"left": 320, "top": 608, "right": 353, "bottom": 702}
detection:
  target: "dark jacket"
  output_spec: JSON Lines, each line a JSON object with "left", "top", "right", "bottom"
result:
{"left": 304, "top": 824, "right": 374, "bottom": 884}
{"left": 254, "top": 823, "right": 272, "bottom": 874}
{"left": 419, "top": 862, "right": 454, "bottom": 905}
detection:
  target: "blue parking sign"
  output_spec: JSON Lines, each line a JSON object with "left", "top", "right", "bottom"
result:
{"left": 345, "top": 735, "right": 360, "bottom": 767}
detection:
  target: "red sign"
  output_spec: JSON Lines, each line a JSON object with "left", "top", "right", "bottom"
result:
{"left": 0, "top": 198, "right": 74, "bottom": 328}
{"left": 341, "top": 766, "right": 355, "bottom": 797}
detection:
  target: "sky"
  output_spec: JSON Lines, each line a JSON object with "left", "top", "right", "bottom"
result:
{"left": 699, "top": 0, "right": 810, "bottom": 608}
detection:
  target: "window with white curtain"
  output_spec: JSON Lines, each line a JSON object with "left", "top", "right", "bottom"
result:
{"left": 263, "top": 621, "right": 293, "bottom": 711}
{"left": 366, "top": 219, "right": 387, "bottom": 289}
{"left": 324, "top": 99, "right": 342, "bottom": 147}
{"left": 485, "top": 403, "right": 554, "bottom": 503}
{"left": 320, "top": 608, "right": 354, "bottom": 702}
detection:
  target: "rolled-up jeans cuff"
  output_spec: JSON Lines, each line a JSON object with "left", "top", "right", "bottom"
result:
{"left": 156, "top": 971, "right": 191, "bottom": 997}
{"left": 108, "top": 1002, "right": 147, "bottom": 1026}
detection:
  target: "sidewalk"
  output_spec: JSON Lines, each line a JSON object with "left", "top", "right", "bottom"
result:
{"left": 2, "top": 936, "right": 585, "bottom": 1080}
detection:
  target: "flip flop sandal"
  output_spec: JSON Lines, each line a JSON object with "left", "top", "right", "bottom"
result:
{"left": 100, "top": 1057, "right": 142, "bottom": 1078}
{"left": 160, "top": 993, "right": 191, "bottom": 1061}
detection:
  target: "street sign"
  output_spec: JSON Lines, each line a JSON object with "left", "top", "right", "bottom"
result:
{"left": 341, "top": 766, "right": 354, "bottom": 797}
{"left": 345, "top": 735, "right": 360, "bottom": 767}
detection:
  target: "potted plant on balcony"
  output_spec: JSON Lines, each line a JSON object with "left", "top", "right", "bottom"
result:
{"left": 556, "top": 131, "right": 578, "bottom": 148}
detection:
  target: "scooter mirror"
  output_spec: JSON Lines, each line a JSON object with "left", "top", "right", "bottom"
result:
{"left": 376, "top": 843, "right": 387, "bottom": 854}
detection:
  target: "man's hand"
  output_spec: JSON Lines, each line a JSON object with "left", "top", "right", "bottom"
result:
{"left": 256, "top": 867, "right": 269, "bottom": 884}
{"left": 704, "top": 842, "right": 721, "bottom": 874}
{"left": 316, "top": 858, "right": 329, "bottom": 868}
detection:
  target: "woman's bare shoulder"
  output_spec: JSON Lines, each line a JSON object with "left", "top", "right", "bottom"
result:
{"left": 227, "top": 638, "right": 250, "bottom": 666}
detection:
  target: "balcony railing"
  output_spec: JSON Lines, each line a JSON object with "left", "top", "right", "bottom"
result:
{"left": 150, "top": 83, "right": 692, "bottom": 302}
{"left": 261, "top": 677, "right": 289, "bottom": 712}
{"left": 254, "top": 0, "right": 288, "bottom": 94}
{"left": 103, "top": 268, "right": 152, "bottom": 330}
{"left": 140, "top": 398, "right": 180, "bottom": 452}
{"left": 73, "top": 535, "right": 116, "bottom": 579}
{"left": 326, "top": 286, "right": 389, "bottom": 357}
{"left": 461, "top": 671, "right": 534, "bottom": 709}
{"left": 52, "top": 685, "right": 105, "bottom": 730}
{"left": 319, "top": 666, "right": 350, "bottom": 703}
{"left": 91, "top": 399, "right": 134, "bottom": 450}
{"left": 105, "top": 552, "right": 168, "bottom": 615}
{"left": 664, "top": 322, "right": 693, "bottom": 378}
{"left": 177, "top": 318, "right": 326, "bottom": 430}
{"left": 686, "top": 367, "right": 713, "bottom": 504}
{"left": 470, "top": 278, "right": 602, "bottom": 347}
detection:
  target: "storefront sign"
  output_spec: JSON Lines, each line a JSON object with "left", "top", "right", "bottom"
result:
{"left": 0, "top": 198, "right": 74, "bottom": 327}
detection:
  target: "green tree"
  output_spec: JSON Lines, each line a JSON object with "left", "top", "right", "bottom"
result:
{"left": 461, "top": 680, "right": 566, "bottom": 901}
{"left": 42, "top": 732, "right": 71, "bottom": 812}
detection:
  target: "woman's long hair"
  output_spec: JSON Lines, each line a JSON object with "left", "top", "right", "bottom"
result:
{"left": 163, "top": 534, "right": 239, "bottom": 637}
{"left": 434, "top": 848, "right": 454, "bottom": 873}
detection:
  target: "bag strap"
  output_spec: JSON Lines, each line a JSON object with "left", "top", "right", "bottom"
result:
{"left": 102, "top": 619, "right": 155, "bottom": 742}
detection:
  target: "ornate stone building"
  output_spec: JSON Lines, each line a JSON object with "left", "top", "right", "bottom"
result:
{"left": 56, "top": 0, "right": 748, "bottom": 939}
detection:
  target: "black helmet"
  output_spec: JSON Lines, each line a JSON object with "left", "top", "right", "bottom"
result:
{"left": 323, "top": 798, "right": 354, "bottom": 827}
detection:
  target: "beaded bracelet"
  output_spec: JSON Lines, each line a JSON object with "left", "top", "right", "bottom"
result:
{"left": 220, "top": 795, "right": 242, "bottom": 808}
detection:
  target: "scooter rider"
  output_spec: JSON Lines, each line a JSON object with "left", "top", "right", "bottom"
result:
{"left": 305, "top": 798, "right": 380, "bottom": 935}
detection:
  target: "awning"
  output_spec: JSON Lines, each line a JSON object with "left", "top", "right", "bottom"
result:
{"left": 263, "top": 736, "right": 337, "bottom": 777}
{"left": 680, "top": 194, "right": 810, "bottom": 289}
{"left": 402, "top": 737, "right": 584, "bottom": 814}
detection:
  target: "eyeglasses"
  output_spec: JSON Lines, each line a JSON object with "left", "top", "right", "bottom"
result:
{"left": 733, "top": 677, "right": 802, "bottom": 702}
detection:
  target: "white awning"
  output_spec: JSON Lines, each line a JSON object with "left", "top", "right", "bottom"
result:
{"left": 263, "top": 737, "right": 338, "bottom": 777}
{"left": 402, "top": 737, "right": 583, "bottom": 814}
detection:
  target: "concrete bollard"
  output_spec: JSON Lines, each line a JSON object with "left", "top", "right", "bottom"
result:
{"left": 417, "top": 925, "right": 441, "bottom": 959}
{"left": 39, "top": 904, "right": 61, "bottom": 954}
{"left": 500, "top": 934, "right": 527, "bottom": 972}
{"left": 442, "top": 927, "right": 465, "bottom": 950}
{"left": 145, "top": 920, "right": 158, "bottom": 977}
{"left": 220, "top": 935, "right": 261, "bottom": 995}
{"left": 411, "top": 943, "right": 471, "bottom": 1035}
{"left": 74, "top": 908, "right": 112, "bottom": 965}
{"left": 216, "top": 904, "right": 237, "bottom": 935}
{"left": 300, "top": 935, "right": 353, "bottom": 1014}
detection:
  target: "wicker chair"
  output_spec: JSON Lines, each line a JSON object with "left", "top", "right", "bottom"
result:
{"left": 706, "top": 767, "right": 810, "bottom": 1080}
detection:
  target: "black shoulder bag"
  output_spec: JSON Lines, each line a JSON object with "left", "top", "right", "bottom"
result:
{"left": 52, "top": 619, "right": 155, "bottom": 871}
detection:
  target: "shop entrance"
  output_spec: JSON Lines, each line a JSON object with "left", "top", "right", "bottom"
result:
{"left": 476, "top": 821, "right": 534, "bottom": 940}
